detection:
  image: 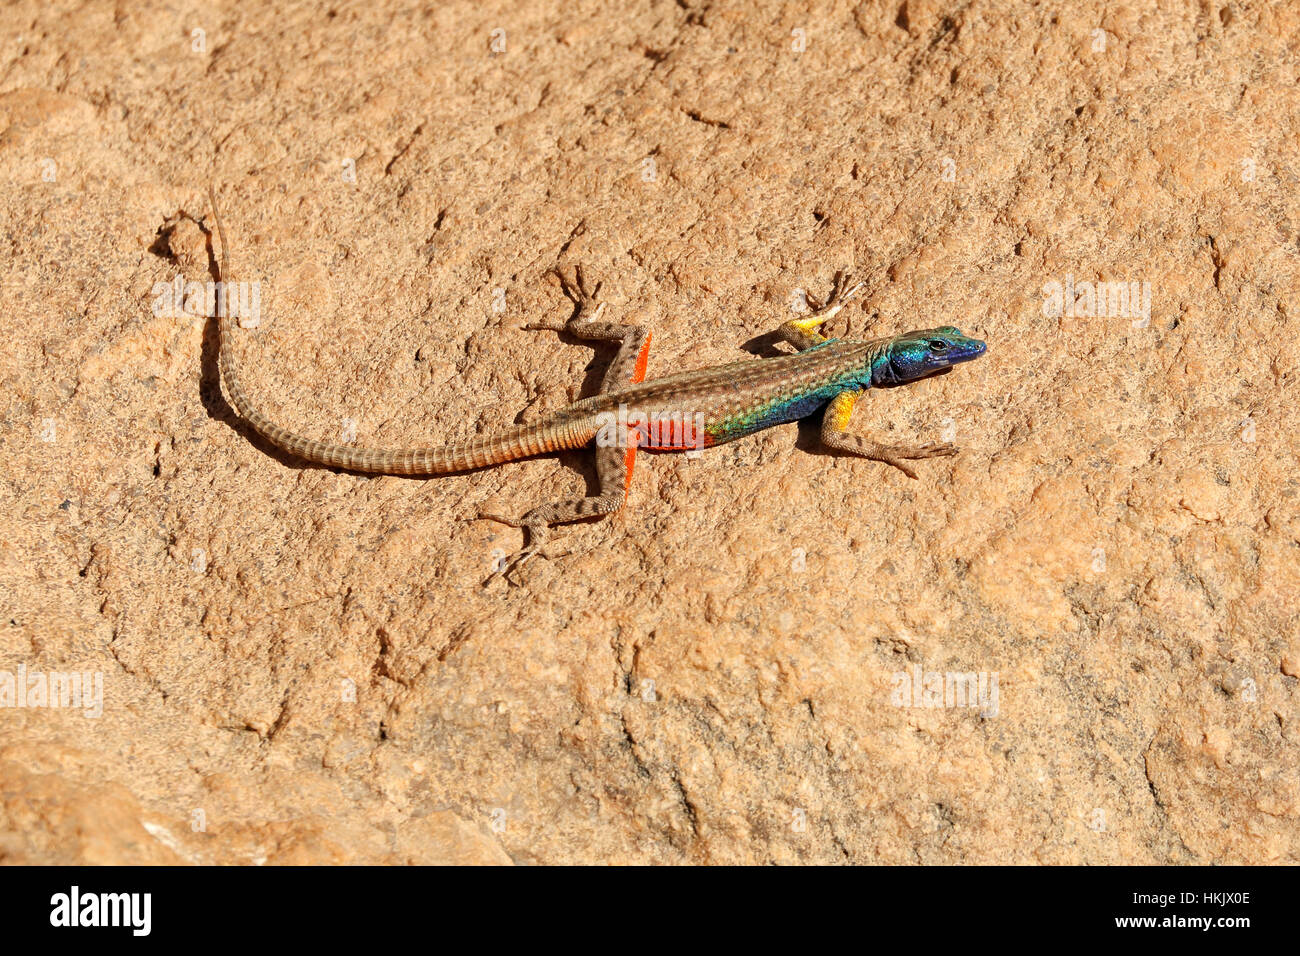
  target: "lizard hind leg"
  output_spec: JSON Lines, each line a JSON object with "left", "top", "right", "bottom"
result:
{"left": 479, "top": 444, "right": 632, "bottom": 580}
{"left": 483, "top": 266, "right": 652, "bottom": 582}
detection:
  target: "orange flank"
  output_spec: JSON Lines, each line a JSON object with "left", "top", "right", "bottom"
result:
{"left": 639, "top": 416, "right": 708, "bottom": 451}
{"left": 623, "top": 442, "right": 638, "bottom": 493}
{"left": 623, "top": 332, "right": 652, "bottom": 496}
{"left": 632, "top": 331, "right": 652, "bottom": 384}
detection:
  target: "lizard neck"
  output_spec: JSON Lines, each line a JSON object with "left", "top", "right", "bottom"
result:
{"left": 865, "top": 337, "right": 902, "bottom": 386}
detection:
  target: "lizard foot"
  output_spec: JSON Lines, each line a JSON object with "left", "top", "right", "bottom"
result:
{"left": 526, "top": 265, "right": 607, "bottom": 333}
{"left": 805, "top": 270, "right": 864, "bottom": 317}
{"left": 479, "top": 514, "right": 571, "bottom": 584}
{"left": 553, "top": 264, "right": 606, "bottom": 322}
{"left": 872, "top": 442, "right": 958, "bottom": 479}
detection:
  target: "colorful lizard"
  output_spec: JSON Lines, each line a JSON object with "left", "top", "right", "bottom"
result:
{"left": 208, "top": 188, "right": 987, "bottom": 566}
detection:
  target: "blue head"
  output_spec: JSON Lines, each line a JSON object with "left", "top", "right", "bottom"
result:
{"left": 870, "top": 327, "right": 987, "bottom": 386}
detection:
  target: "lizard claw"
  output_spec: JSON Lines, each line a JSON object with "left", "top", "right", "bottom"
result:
{"left": 574, "top": 264, "right": 603, "bottom": 301}
{"left": 486, "top": 545, "right": 542, "bottom": 584}
{"left": 883, "top": 459, "right": 920, "bottom": 480}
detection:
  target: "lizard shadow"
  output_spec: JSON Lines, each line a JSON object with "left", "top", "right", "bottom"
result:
{"left": 197, "top": 228, "right": 314, "bottom": 472}
{"left": 508, "top": 328, "right": 621, "bottom": 497}
{"left": 527, "top": 326, "right": 617, "bottom": 401}
{"left": 739, "top": 330, "right": 798, "bottom": 358}
{"left": 199, "top": 310, "right": 315, "bottom": 472}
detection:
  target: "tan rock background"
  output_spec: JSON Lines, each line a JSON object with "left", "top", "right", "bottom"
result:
{"left": 1, "top": 0, "right": 1297, "bottom": 864}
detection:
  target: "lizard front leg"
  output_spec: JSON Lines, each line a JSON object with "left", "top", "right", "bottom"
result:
{"left": 776, "top": 270, "right": 864, "bottom": 351}
{"left": 820, "top": 389, "right": 956, "bottom": 480}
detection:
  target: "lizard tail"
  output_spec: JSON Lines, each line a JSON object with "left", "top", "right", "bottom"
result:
{"left": 207, "top": 186, "right": 596, "bottom": 475}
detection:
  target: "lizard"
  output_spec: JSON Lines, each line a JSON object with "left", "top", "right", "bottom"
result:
{"left": 206, "top": 187, "right": 987, "bottom": 568}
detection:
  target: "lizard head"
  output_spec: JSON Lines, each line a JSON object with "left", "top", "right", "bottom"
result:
{"left": 871, "top": 327, "right": 986, "bottom": 386}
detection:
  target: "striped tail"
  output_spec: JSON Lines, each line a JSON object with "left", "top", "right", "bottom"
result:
{"left": 208, "top": 187, "right": 595, "bottom": 475}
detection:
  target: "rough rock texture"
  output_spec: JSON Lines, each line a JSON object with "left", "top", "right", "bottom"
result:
{"left": 1, "top": 0, "right": 1297, "bottom": 864}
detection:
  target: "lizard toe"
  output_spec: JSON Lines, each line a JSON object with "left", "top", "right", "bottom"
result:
{"left": 479, "top": 510, "right": 525, "bottom": 528}
{"left": 919, "top": 442, "right": 958, "bottom": 458}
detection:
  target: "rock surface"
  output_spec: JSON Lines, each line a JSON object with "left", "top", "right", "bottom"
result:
{"left": 1, "top": 0, "right": 1296, "bottom": 864}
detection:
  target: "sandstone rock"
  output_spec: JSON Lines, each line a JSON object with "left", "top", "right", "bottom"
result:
{"left": 1, "top": 0, "right": 1296, "bottom": 864}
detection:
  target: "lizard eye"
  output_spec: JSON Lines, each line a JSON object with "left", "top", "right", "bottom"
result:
{"left": 928, "top": 340, "right": 949, "bottom": 352}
